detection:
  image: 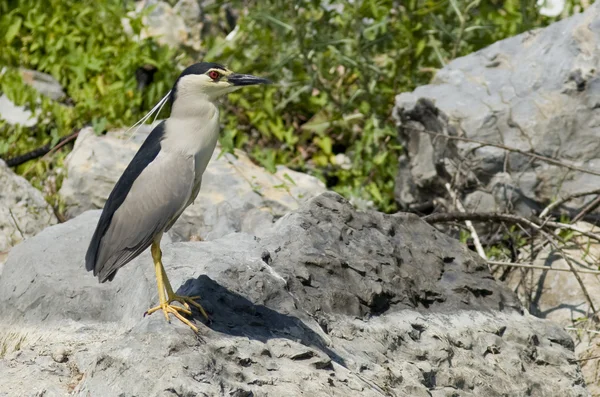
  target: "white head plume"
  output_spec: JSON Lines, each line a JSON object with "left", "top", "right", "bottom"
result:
{"left": 125, "top": 90, "right": 171, "bottom": 141}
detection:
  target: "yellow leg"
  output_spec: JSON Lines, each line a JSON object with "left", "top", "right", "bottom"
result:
{"left": 144, "top": 242, "right": 209, "bottom": 332}
{"left": 160, "top": 263, "right": 209, "bottom": 320}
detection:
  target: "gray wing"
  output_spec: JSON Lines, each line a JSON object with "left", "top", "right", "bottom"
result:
{"left": 94, "top": 151, "right": 195, "bottom": 282}
{"left": 165, "top": 176, "right": 202, "bottom": 232}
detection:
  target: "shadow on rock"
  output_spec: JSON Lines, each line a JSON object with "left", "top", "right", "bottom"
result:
{"left": 177, "top": 275, "right": 346, "bottom": 367}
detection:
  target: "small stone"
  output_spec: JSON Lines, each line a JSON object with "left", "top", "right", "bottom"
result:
{"left": 51, "top": 346, "right": 68, "bottom": 363}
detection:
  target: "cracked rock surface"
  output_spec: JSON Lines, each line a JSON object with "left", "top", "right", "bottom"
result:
{"left": 394, "top": 3, "right": 600, "bottom": 216}
{"left": 0, "top": 193, "right": 588, "bottom": 396}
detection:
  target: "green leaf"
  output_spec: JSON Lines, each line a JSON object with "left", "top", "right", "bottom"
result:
{"left": 282, "top": 173, "right": 297, "bottom": 186}
{"left": 5, "top": 16, "right": 22, "bottom": 44}
{"left": 315, "top": 136, "right": 332, "bottom": 155}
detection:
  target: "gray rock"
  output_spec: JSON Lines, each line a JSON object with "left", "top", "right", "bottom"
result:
{"left": 133, "top": 0, "right": 203, "bottom": 51}
{"left": 173, "top": 0, "right": 201, "bottom": 27}
{"left": 393, "top": 3, "right": 600, "bottom": 216}
{"left": 504, "top": 225, "right": 600, "bottom": 396}
{"left": 0, "top": 94, "right": 37, "bottom": 127}
{"left": 18, "top": 68, "right": 65, "bottom": 101}
{"left": 59, "top": 127, "right": 327, "bottom": 241}
{"left": 0, "top": 192, "right": 588, "bottom": 396}
{"left": 50, "top": 346, "right": 68, "bottom": 363}
{"left": 0, "top": 159, "right": 57, "bottom": 269}
{"left": 0, "top": 68, "right": 65, "bottom": 127}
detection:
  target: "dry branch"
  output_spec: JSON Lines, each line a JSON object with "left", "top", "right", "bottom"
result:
{"left": 540, "top": 229, "right": 598, "bottom": 320}
{"left": 424, "top": 212, "right": 600, "bottom": 242}
{"left": 540, "top": 188, "right": 600, "bottom": 218}
{"left": 415, "top": 130, "right": 600, "bottom": 177}
{"left": 3, "top": 129, "right": 80, "bottom": 168}
{"left": 573, "top": 195, "right": 600, "bottom": 224}
{"left": 444, "top": 183, "right": 487, "bottom": 261}
{"left": 488, "top": 261, "right": 600, "bottom": 275}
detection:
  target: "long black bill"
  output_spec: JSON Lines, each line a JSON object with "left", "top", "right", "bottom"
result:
{"left": 228, "top": 73, "right": 272, "bottom": 86}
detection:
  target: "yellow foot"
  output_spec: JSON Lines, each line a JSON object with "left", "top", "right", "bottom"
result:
{"left": 170, "top": 295, "right": 209, "bottom": 320}
{"left": 145, "top": 302, "right": 198, "bottom": 332}
{"left": 144, "top": 295, "right": 209, "bottom": 333}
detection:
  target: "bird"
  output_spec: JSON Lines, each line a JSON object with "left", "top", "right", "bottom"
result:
{"left": 85, "top": 62, "right": 270, "bottom": 332}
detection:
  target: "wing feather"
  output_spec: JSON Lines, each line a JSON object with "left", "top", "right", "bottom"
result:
{"left": 86, "top": 124, "right": 195, "bottom": 282}
{"left": 86, "top": 122, "right": 166, "bottom": 275}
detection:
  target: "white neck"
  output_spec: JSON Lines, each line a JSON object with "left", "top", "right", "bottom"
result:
{"left": 161, "top": 92, "right": 220, "bottom": 157}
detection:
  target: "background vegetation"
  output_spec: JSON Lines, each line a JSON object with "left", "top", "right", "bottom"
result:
{"left": 0, "top": 0, "right": 593, "bottom": 214}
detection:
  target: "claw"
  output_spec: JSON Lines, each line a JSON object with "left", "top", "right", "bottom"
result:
{"left": 145, "top": 302, "right": 197, "bottom": 332}
{"left": 145, "top": 294, "right": 208, "bottom": 332}
{"left": 146, "top": 301, "right": 192, "bottom": 317}
{"left": 171, "top": 295, "right": 209, "bottom": 320}
{"left": 149, "top": 241, "right": 208, "bottom": 333}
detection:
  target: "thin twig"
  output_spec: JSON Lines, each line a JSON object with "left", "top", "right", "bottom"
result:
{"left": 444, "top": 183, "right": 487, "bottom": 261}
{"left": 3, "top": 129, "right": 79, "bottom": 167}
{"left": 488, "top": 261, "right": 600, "bottom": 275}
{"left": 575, "top": 355, "right": 600, "bottom": 363}
{"left": 549, "top": 221, "right": 600, "bottom": 242}
{"left": 22, "top": 131, "right": 80, "bottom": 178}
{"left": 414, "top": 129, "right": 600, "bottom": 177}
{"left": 540, "top": 229, "right": 598, "bottom": 321}
{"left": 565, "top": 327, "right": 600, "bottom": 336}
{"left": 425, "top": 211, "right": 541, "bottom": 228}
{"left": 540, "top": 188, "right": 600, "bottom": 218}
{"left": 8, "top": 209, "right": 24, "bottom": 239}
{"left": 573, "top": 195, "right": 600, "bottom": 223}
{"left": 424, "top": 212, "right": 600, "bottom": 242}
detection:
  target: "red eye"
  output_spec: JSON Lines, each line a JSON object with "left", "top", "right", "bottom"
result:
{"left": 208, "top": 71, "right": 220, "bottom": 80}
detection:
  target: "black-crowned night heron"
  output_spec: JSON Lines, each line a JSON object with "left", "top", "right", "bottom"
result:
{"left": 85, "top": 62, "right": 270, "bottom": 332}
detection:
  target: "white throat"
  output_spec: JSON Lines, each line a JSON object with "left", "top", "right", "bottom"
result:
{"left": 161, "top": 92, "right": 220, "bottom": 158}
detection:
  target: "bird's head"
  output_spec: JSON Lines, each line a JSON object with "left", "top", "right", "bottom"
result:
{"left": 169, "top": 62, "right": 271, "bottom": 105}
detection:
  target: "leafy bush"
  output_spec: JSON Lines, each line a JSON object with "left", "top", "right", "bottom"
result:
{"left": 0, "top": 0, "right": 181, "bottom": 189}
{"left": 202, "top": 0, "right": 592, "bottom": 211}
{"left": 0, "top": 0, "right": 593, "bottom": 213}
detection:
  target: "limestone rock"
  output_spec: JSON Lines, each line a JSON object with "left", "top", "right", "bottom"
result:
{"left": 0, "top": 68, "right": 65, "bottom": 127}
{"left": 131, "top": 0, "right": 203, "bottom": 51}
{"left": 0, "top": 159, "right": 57, "bottom": 270}
{"left": 505, "top": 223, "right": 600, "bottom": 396}
{"left": 0, "top": 94, "right": 37, "bottom": 127}
{"left": 393, "top": 3, "right": 600, "bottom": 216}
{"left": 59, "top": 126, "right": 327, "bottom": 241}
{"left": 18, "top": 68, "right": 65, "bottom": 101}
{"left": 0, "top": 193, "right": 589, "bottom": 396}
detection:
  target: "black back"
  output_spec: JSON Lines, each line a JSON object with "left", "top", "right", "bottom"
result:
{"left": 85, "top": 121, "right": 166, "bottom": 278}
{"left": 169, "top": 62, "right": 227, "bottom": 105}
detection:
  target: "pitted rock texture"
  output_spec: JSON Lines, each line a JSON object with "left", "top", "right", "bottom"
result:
{"left": 0, "top": 193, "right": 588, "bottom": 396}
{"left": 393, "top": 3, "right": 600, "bottom": 217}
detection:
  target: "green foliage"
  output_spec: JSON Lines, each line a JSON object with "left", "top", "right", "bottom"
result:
{"left": 0, "top": 0, "right": 181, "bottom": 188}
{"left": 485, "top": 225, "right": 528, "bottom": 261}
{"left": 0, "top": 0, "right": 593, "bottom": 212}
{"left": 205, "top": 0, "right": 590, "bottom": 211}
